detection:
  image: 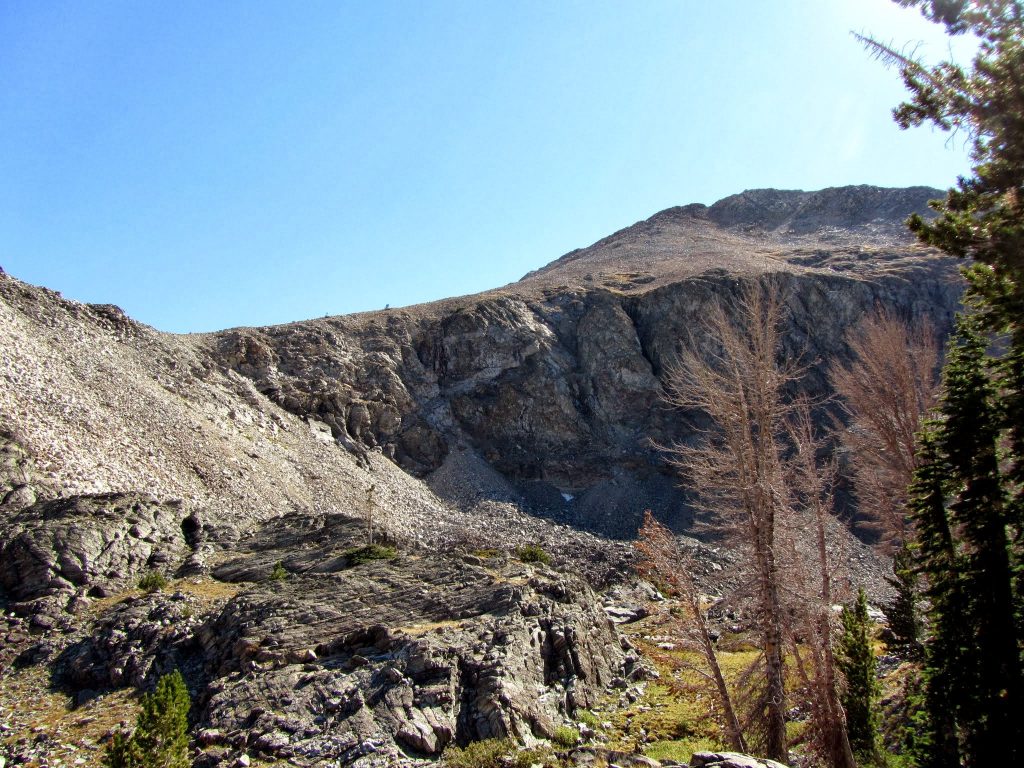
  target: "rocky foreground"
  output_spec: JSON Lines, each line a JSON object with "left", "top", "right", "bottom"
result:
{"left": 0, "top": 186, "right": 962, "bottom": 766}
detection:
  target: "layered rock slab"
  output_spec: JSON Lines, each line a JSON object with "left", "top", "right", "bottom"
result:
{"left": 196, "top": 554, "right": 623, "bottom": 765}
{"left": 0, "top": 492, "right": 187, "bottom": 612}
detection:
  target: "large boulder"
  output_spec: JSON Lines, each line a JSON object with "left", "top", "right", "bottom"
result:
{"left": 690, "top": 751, "right": 790, "bottom": 768}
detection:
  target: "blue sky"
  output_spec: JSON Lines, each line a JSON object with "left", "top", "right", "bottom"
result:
{"left": 1, "top": 1, "right": 976, "bottom": 333}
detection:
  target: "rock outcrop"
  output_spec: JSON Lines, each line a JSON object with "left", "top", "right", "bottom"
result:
{"left": 198, "top": 556, "right": 622, "bottom": 765}
{"left": 203, "top": 186, "right": 962, "bottom": 537}
{"left": 0, "top": 493, "right": 187, "bottom": 611}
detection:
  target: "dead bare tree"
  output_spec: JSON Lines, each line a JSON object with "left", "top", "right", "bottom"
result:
{"left": 635, "top": 510, "right": 747, "bottom": 753}
{"left": 365, "top": 483, "right": 376, "bottom": 546}
{"left": 780, "top": 401, "right": 856, "bottom": 768}
{"left": 660, "top": 278, "right": 799, "bottom": 763}
{"left": 828, "top": 309, "right": 940, "bottom": 549}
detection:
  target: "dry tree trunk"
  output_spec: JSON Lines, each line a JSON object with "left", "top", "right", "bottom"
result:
{"left": 659, "top": 277, "right": 798, "bottom": 763}
{"left": 635, "top": 511, "right": 747, "bottom": 752}
{"left": 365, "top": 483, "right": 376, "bottom": 546}
{"left": 787, "top": 402, "right": 856, "bottom": 768}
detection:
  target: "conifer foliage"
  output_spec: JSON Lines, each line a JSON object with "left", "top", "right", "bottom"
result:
{"left": 883, "top": 543, "right": 923, "bottom": 657}
{"left": 907, "top": 317, "right": 1022, "bottom": 767}
{"left": 860, "top": 2, "right": 1024, "bottom": 764}
{"left": 837, "top": 589, "right": 880, "bottom": 765}
{"left": 105, "top": 670, "right": 191, "bottom": 768}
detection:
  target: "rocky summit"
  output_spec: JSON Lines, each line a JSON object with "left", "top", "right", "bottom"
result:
{"left": 0, "top": 185, "right": 962, "bottom": 767}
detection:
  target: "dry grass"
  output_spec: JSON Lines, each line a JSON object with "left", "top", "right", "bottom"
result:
{"left": 395, "top": 618, "right": 467, "bottom": 637}
{"left": 0, "top": 663, "right": 140, "bottom": 768}
{"left": 87, "top": 575, "right": 243, "bottom": 618}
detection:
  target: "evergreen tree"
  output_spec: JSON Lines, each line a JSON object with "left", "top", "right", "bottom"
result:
{"left": 837, "top": 588, "right": 880, "bottom": 764}
{"left": 105, "top": 670, "right": 191, "bottom": 768}
{"left": 861, "top": 2, "right": 1024, "bottom": 765}
{"left": 883, "top": 542, "right": 922, "bottom": 657}
{"left": 937, "top": 315, "right": 1019, "bottom": 765}
{"left": 904, "top": 317, "right": 1022, "bottom": 767}
{"left": 906, "top": 427, "right": 964, "bottom": 768}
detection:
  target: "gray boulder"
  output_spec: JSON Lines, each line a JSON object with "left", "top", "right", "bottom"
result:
{"left": 690, "top": 751, "right": 790, "bottom": 768}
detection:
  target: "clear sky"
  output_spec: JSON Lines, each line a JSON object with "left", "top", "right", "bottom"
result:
{"left": 0, "top": 1, "right": 977, "bottom": 333}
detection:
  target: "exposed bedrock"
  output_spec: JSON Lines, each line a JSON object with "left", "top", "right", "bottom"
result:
{"left": 0, "top": 492, "right": 189, "bottom": 617}
{"left": 196, "top": 559, "right": 624, "bottom": 765}
{"left": 212, "top": 268, "right": 961, "bottom": 538}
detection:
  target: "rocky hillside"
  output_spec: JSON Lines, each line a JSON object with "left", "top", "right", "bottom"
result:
{"left": 0, "top": 185, "right": 963, "bottom": 767}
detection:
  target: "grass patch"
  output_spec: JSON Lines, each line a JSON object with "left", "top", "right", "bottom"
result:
{"left": 344, "top": 544, "right": 397, "bottom": 566}
{"left": 601, "top": 617, "right": 763, "bottom": 759}
{"left": 137, "top": 571, "right": 168, "bottom": 593}
{"left": 552, "top": 725, "right": 579, "bottom": 748}
{"left": 90, "top": 576, "right": 242, "bottom": 617}
{"left": 472, "top": 548, "right": 500, "bottom": 559}
{"left": 442, "top": 738, "right": 514, "bottom": 768}
{"left": 645, "top": 736, "right": 721, "bottom": 764}
{"left": 515, "top": 543, "right": 552, "bottom": 565}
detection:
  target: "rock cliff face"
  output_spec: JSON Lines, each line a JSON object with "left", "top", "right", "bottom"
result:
{"left": 0, "top": 185, "right": 962, "bottom": 767}
{"left": 205, "top": 185, "right": 962, "bottom": 537}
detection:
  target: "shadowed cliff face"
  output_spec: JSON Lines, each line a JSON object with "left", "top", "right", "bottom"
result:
{"left": 207, "top": 185, "right": 963, "bottom": 538}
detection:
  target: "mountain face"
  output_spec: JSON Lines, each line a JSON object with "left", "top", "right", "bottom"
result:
{"left": 0, "top": 185, "right": 961, "bottom": 767}
{"left": 207, "top": 185, "right": 962, "bottom": 536}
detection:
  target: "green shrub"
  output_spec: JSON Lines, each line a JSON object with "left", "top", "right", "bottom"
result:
{"left": 515, "top": 543, "right": 551, "bottom": 565}
{"left": 105, "top": 670, "right": 190, "bottom": 768}
{"left": 344, "top": 544, "right": 397, "bottom": 566}
{"left": 575, "top": 709, "right": 600, "bottom": 729}
{"left": 551, "top": 725, "right": 579, "bottom": 748}
{"left": 442, "top": 737, "right": 515, "bottom": 768}
{"left": 269, "top": 560, "right": 288, "bottom": 580}
{"left": 137, "top": 572, "right": 168, "bottom": 593}
{"left": 511, "top": 747, "right": 554, "bottom": 768}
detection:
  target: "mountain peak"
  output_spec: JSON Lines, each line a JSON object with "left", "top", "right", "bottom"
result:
{"left": 520, "top": 185, "right": 944, "bottom": 289}
{"left": 708, "top": 184, "right": 942, "bottom": 232}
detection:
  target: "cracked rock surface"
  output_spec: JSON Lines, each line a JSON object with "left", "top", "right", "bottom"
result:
{"left": 198, "top": 554, "right": 622, "bottom": 766}
{"left": 0, "top": 492, "right": 187, "bottom": 609}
